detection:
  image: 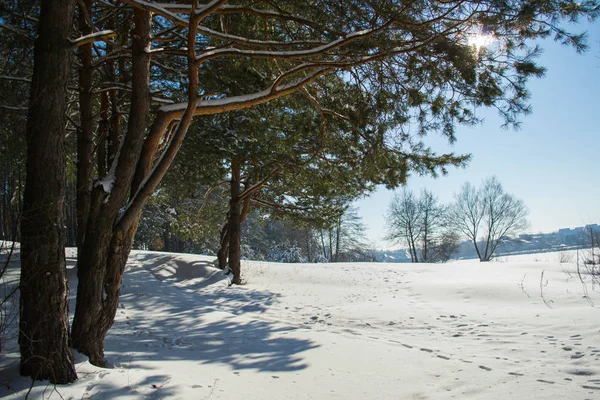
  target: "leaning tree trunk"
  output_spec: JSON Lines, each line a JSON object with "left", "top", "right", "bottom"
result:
{"left": 71, "top": 9, "right": 151, "bottom": 366}
{"left": 71, "top": 197, "right": 138, "bottom": 365}
{"left": 71, "top": 8, "right": 204, "bottom": 364}
{"left": 19, "top": 0, "right": 77, "bottom": 384}
{"left": 228, "top": 160, "right": 243, "bottom": 284}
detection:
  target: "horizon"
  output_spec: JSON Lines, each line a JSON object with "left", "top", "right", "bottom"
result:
{"left": 356, "top": 20, "right": 600, "bottom": 249}
{"left": 369, "top": 222, "right": 600, "bottom": 253}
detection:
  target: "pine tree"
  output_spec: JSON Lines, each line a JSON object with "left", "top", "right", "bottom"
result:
{"left": 18, "top": 0, "right": 78, "bottom": 383}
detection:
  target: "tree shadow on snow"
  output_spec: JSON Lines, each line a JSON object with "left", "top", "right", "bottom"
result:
{"left": 104, "top": 252, "right": 317, "bottom": 373}
{"left": 1, "top": 251, "right": 317, "bottom": 399}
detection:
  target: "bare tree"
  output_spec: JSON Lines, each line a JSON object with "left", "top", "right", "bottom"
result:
{"left": 582, "top": 225, "right": 599, "bottom": 274}
{"left": 386, "top": 188, "right": 448, "bottom": 262}
{"left": 386, "top": 188, "right": 422, "bottom": 262}
{"left": 451, "top": 176, "right": 528, "bottom": 261}
{"left": 419, "top": 189, "right": 446, "bottom": 262}
{"left": 429, "top": 230, "right": 461, "bottom": 263}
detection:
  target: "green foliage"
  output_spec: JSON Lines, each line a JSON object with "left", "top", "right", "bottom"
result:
{"left": 3, "top": 0, "right": 599, "bottom": 256}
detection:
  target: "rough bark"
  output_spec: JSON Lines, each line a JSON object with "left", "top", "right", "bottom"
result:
{"left": 76, "top": 0, "right": 94, "bottom": 251}
{"left": 71, "top": 9, "right": 151, "bottom": 366}
{"left": 228, "top": 160, "right": 243, "bottom": 284}
{"left": 71, "top": 6, "right": 209, "bottom": 363}
{"left": 71, "top": 6, "right": 206, "bottom": 363}
{"left": 98, "top": 91, "right": 109, "bottom": 177}
{"left": 19, "top": 0, "right": 77, "bottom": 384}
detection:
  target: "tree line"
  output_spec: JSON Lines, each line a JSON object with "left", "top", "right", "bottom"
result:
{"left": 385, "top": 176, "right": 528, "bottom": 263}
{"left": 0, "top": 0, "right": 597, "bottom": 385}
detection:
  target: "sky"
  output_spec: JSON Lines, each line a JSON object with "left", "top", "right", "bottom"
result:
{"left": 356, "top": 21, "right": 600, "bottom": 250}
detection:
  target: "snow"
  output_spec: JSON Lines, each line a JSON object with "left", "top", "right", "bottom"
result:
{"left": 94, "top": 134, "right": 125, "bottom": 199}
{"left": 158, "top": 66, "right": 326, "bottom": 114}
{"left": 95, "top": 174, "right": 115, "bottom": 195}
{"left": 193, "top": 27, "right": 373, "bottom": 63}
{"left": 70, "top": 30, "right": 115, "bottom": 46}
{"left": 1, "top": 248, "right": 599, "bottom": 399}
{"left": 151, "top": 96, "right": 175, "bottom": 104}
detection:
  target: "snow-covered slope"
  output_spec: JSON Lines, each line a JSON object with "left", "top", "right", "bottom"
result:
{"left": 1, "top": 249, "right": 599, "bottom": 399}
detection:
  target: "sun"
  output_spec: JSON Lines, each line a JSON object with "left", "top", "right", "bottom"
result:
{"left": 468, "top": 27, "right": 494, "bottom": 50}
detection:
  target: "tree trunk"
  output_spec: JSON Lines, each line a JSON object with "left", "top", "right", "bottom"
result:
{"left": 472, "top": 239, "right": 484, "bottom": 261}
{"left": 217, "top": 221, "right": 229, "bottom": 269}
{"left": 65, "top": 179, "right": 77, "bottom": 246}
{"left": 98, "top": 91, "right": 109, "bottom": 177}
{"left": 76, "top": 0, "right": 94, "bottom": 251}
{"left": 72, "top": 5, "right": 206, "bottom": 362}
{"left": 320, "top": 230, "right": 327, "bottom": 260}
{"left": 334, "top": 216, "right": 341, "bottom": 262}
{"left": 328, "top": 229, "right": 333, "bottom": 262}
{"left": 407, "top": 224, "right": 419, "bottom": 263}
{"left": 422, "top": 217, "right": 428, "bottom": 262}
{"left": 220, "top": 192, "right": 251, "bottom": 271}
{"left": 228, "top": 160, "right": 243, "bottom": 284}
{"left": 305, "top": 229, "right": 312, "bottom": 262}
{"left": 71, "top": 9, "right": 151, "bottom": 366}
{"left": 19, "top": 0, "right": 77, "bottom": 384}
{"left": 71, "top": 193, "right": 138, "bottom": 365}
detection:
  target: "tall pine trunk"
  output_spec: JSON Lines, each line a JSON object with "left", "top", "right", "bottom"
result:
{"left": 19, "top": 0, "right": 77, "bottom": 384}
{"left": 76, "top": 0, "right": 94, "bottom": 251}
{"left": 71, "top": 9, "right": 151, "bottom": 366}
{"left": 227, "top": 160, "right": 243, "bottom": 284}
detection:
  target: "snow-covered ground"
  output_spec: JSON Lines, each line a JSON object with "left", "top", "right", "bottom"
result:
{"left": 1, "top": 248, "right": 599, "bottom": 399}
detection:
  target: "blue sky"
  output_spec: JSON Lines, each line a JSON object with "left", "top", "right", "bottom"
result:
{"left": 357, "top": 21, "right": 600, "bottom": 249}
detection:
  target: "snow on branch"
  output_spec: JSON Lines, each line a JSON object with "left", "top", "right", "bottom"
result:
{"left": 120, "top": 0, "right": 189, "bottom": 27}
{"left": 163, "top": 3, "right": 329, "bottom": 33}
{"left": 194, "top": 26, "right": 378, "bottom": 63}
{"left": 151, "top": 97, "right": 175, "bottom": 104}
{"left": 159, "top": 67, "right": 332, "bottom": 116}
{"left": 70, "top": 30, "right": 116, "bottom": 47}
{"left": 194, "top": 0, "right": 228, "bottom": 21}
{"left": 123, "top": 1, "right": 334, "bottom": 50}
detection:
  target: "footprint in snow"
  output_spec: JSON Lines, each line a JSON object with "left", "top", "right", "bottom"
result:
{"left": 537, "top": 379, "right": 555, "bottom": 384}
{"left": 567, "top": 369, "right": 595, "bottom": 376}
{"left": 582, "top": 385, "right": 600, "bottom": 390}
